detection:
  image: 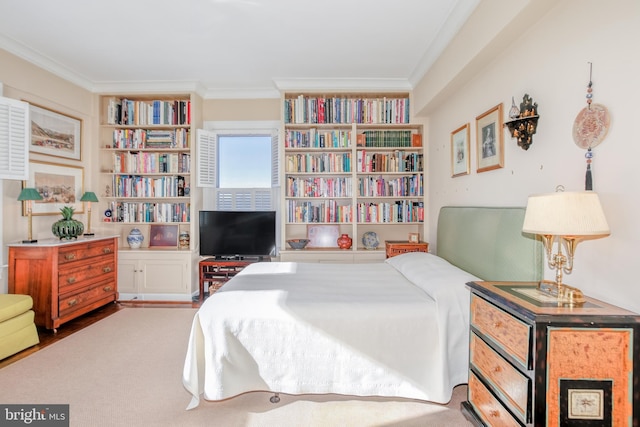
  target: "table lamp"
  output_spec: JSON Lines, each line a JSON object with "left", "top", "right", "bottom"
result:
{"left": 18, "top": 188, "right": 43, "bottom": 243}
{"left": 80, "top": 191, "right": 99, "bottom": 236}
{"left": 522, "top": 190, "right": 610, "bottom": 305}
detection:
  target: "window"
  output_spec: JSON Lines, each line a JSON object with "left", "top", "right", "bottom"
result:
{"left": 197, "top": 122, "right": 280, "bottom": 212}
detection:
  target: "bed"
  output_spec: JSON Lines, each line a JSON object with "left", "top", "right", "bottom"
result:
{"left": 183, "top": 206, "right": 543, "bottom": 409}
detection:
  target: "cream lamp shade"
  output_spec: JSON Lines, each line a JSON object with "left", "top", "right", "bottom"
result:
{"left": 522, "top": 191, "right": 610, "bottom": 238}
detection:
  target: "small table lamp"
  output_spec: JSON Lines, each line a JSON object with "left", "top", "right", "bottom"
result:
{"left": 18, "top": 188, "right": 43, "bottom": 243}
{"left": 80, "top": 191, "right": 99, "bottom": 236}
{"left": 522, "top": 190, "right": 610, "bottom": 305}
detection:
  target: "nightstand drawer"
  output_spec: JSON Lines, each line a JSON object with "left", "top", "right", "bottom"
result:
{"left": 470, "top": 294, "right": 531, "bottom": 369}
{"left": 470, "top": 333, "right": 529, "bottom": 423}
{"left": 469, "top": 371, "right": 522, "bottom": 427}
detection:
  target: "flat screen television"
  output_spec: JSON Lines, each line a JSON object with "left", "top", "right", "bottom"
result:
{"left": 199, "top": 210, "right": 276, "bottom": 259}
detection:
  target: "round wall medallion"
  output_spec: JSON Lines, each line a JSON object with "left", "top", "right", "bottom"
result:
{"left": 573, "top": 103, "right": 610, "bottom": 149}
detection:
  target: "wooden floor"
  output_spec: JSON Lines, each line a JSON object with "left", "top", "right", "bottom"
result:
{"left": 0, "top": 300, "right": 200, "bottom": 370}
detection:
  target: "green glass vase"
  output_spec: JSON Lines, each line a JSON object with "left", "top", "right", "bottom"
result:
{"left": 52, "top": 206, "right": 84, "bottom": 240}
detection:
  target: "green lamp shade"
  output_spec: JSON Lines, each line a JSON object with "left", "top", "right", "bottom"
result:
{"left": 18, "top": 188, "right": 43, "bottom": 201}
{"left": 80, "top": 192, "right": 99, "bottom": 202}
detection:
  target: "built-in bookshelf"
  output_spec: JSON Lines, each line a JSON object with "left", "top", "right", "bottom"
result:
{"left": 280, "top": 93, "right": 424, "bottom": 262}
{"left": 98, "top": 93, "right": 202, "bottom": 301}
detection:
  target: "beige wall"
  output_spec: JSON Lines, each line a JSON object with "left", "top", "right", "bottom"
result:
{"left": 203, "top": 98, "right": 280, "bottom": 121}
{"left": 414, "top": 0, "right": 640, "bottom": 312}
{"left": 1, "top": 50, "right": 98, "bottom": 293}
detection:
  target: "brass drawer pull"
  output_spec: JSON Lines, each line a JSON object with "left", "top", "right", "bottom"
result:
{"left": 103, "top": 285, "right": 113, "bottom": 292}
{"left": 103, "top": 266, "right": 112, "bottom": 273}
{"left": 67, "top": 277, "right": 76, "bottom": 284}
{"left": 67, "top": 299, "right": 77, "bottom": 307}
{"left": 489, "top": 410, "right": 500, "bottom": 418}
{"left": 65, "top": 253, "right": 76, "bottom": 260}
{"left": 493, "top": 321, "right": 503, "bottom": 328}
{"left": 493, "top": 366, "right": 502, "bottom": 373}
{"left": 103, "top": 247, "right": 112, "bottom": 254}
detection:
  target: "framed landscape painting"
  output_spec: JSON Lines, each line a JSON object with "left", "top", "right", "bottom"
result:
{"left": 29, "top": 104, "right": 82, "bottom": 160}
{"left": 24, "top": 161, "right": 84, "bottom": 216}
{"left": 476, "top": 103, "right": 504, "bottom": 173}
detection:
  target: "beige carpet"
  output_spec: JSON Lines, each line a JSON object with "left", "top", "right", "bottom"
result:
{"left": 0, "top": 307, "right": 472, "bottom": 427}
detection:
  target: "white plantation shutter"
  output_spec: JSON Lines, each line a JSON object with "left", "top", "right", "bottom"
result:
{"left": 196, "top": 129, "right": 217, "bottom": 187}
{"left": 271, "top": 131, "right": 279, "bottom": 187}
{"left": 0, "top": 97, "right": 29, "bottom": 180}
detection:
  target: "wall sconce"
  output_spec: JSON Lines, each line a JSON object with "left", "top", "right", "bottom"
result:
{"left": 504, "top": 94, "right": 539, "bottom": 150}
{"left": 18, "top": 188, "right": 43, "bottom": 243}
{"left": 522, "top": 190, "right": 610, "bottom": 305}
{"left": 80, "top": 191, "right": 99, "bottom": 236}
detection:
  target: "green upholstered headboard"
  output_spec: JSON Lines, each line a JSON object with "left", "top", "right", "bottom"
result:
{"left": 436, "top": 206, "right": 543, "bottom": 282}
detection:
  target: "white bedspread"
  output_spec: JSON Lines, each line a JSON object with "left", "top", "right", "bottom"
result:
{"left": 183, "top": 252, "right": 478, "bottom": 409}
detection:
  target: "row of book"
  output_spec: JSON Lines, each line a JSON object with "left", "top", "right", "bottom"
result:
{"left": 111, "top": 129, "right": 190, "bottom": 149}
{"left": 285, "top": 177, "right": 353, "bottom": 198}
{"left": 284, "top": 129, "right": 351, "bottom": 148}
{"left": 286, "top": 200, "right": 352, "bottom": 223}
{"left": 356, "top": 201, "right": 424, "bottom": 223}
{"left": 356, "top": 151, "right": 423, "bottom": 173}
{"left": 358, "top": 175, "right": 423, "bottom": 197}
{"left": 284, "top": 95, "right": 410, "bottom": 124}
{"left": 111, "top": 175, "right": 187, "bottom": 198}
{"left": 107, "top": 201, "right": 190, "bottom": 223}
{"left": 285, "top": 153, "right": 351, "bottom": 173}
{"left": 112, "top": 152, "right": 191, "bottom": 174}
{"left": 359, "top": 130, "right": 418, "bottom": 147}
{"left": 105, "top": 98, "right": 191, "bottom": 126}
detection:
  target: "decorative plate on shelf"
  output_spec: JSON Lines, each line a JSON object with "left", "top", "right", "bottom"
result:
{"left": 362, "top": 231, "right": 379, "bottom": 250}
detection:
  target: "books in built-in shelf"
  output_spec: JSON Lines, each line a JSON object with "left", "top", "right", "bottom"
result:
{"left": 285, "top": 152, "right": 351, "bottom": 173}
{"left": 108, "top": 201, "right": 190, "bottom": 223}
{"left": 357, "top": 201, "right": 424, "bottom": 223}
{"left": 111, "top": 129, "right": 190, "bottom": 149}
{"left": 106, "top": 98, "right": 191, "bottom": 126}
{"left": 356, "top": 150, "right": 422, "bottom": 173}
{"left": 112, "top": 152, "right": 190, "bottom": 174}
{"left": 284, "top": 95, "right": 410, "bottom": 124}
{"left": 286, "top": 200, "right": 352, "bottom": 223}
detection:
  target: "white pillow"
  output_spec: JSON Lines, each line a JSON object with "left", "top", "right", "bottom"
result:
{"left": 385, "top": 252, "right": 479, "bottom": 300}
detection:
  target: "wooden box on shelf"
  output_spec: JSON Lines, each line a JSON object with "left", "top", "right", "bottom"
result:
{"left": 384, "top": 240, "right": 429, "bottom": 258}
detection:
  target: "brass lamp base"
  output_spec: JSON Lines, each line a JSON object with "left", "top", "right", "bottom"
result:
{"left": 538, "top": 280, "right": 586, "bottom": 306}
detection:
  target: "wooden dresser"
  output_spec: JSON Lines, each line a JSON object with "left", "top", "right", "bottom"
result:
{"left": 462, "top": 281, "right": 640, "bottom": 427}
{"left": 8, "top": 236, "right": 118, "bottom": 331}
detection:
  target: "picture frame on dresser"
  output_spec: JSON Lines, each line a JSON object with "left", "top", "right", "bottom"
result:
{"left": 28, "top": 103, "right": 82, "bottom": 160}
{"left": 451, "top": 123, "right": 470, "bottom": 177}
{"left": 476, "top": 103, "right": 504, "bottom": 173}
{"left": 23, "top": 161, "right": 84, "bottom": 215}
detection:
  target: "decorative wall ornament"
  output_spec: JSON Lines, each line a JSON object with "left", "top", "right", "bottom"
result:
{"left": 573, "top": 62, "right": 610, "bottom": 190}
{"left": 504, "top": 94, "right": 539, "bottom": 150}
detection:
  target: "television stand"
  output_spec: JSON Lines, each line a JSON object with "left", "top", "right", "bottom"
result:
{"left": 198, "top": 256, "right": 270, "bottom": 301}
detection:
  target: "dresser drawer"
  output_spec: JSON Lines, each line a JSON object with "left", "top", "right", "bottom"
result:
{"left": 58, "top": 239, "right": 116, "bottom": 265}
{"left": 59, "top": 257, "right": 116, "bottom": 293}
{"left": 470, "top": 294, "right": 531, "bottom": 369}
{"left": 59, "top": 279, "right": 116, "bottom": 317}
{"left": 470, "top": 333, "right": 529, "bottom": 423}
{"left": 469, "top": 371, "right": 522, "bottom": 427}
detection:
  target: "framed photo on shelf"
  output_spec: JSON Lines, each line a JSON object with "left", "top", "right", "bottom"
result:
{"left": 307, "top": 224, "right": 340, "bottom": 248}
{"left": 451, "top": 123, "right": 470, "bottom": 177}
{"left": 29, "top": 103, "right": 82, "bottom": 161}
{"left": 408, "top": 232, "right": 420, "bottom": 243}
{"left": 149, "top": 224, "right": 179, "bottom": 248}
{"left": 23, "top": 161, "right": 84, "bottom": 216}
{"left": 476, "top": 103, "right": 504, "bottom": 173}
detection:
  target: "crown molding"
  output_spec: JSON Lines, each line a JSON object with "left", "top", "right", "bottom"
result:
{"left": 274, "top": 78, "right": 412, "bottom": 93}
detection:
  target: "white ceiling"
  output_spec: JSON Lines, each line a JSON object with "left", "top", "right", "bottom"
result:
{"left": 0, "top": 0, "right": 479, "bottom": 99}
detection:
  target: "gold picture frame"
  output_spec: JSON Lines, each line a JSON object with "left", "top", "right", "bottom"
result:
{"left": 23, "top": 161, "right": 84, "bottom": 216}
{"left": 408, "top": 232, "right": 420, "bottom": 243}
{"left": 29, "top": 103, "right": 82, "bottom": 160}
{"left": 476, "top": 103, "right": 504, "bottom": 173}
{"left": 451, "top": 123, "right": 470, "bottom": 177}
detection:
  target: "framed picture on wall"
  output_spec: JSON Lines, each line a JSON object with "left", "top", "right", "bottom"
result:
{"left": 23, "top": 161, "right": 84, "bottom": 216}
{"left": 451, "top": 123, "right": 470, "bottom": 177}
{"left": 476, "top": 103, "right": 504, "bottom": 173}
{"left": 29, "top": 103, "right": 82, "bottom": 161}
